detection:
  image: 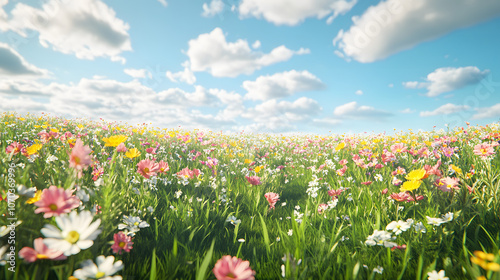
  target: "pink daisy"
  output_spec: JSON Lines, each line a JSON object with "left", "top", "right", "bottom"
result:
{"left": 34, "top": 186, "right": 80, "bottom": 218}
{"left": 213, "top": 255, "right": 255, "bottom": 280}
{"left": 5, "top": 141, "right": 24, "bottom": 155}
{"left": 245, "top": 176, "right": 262, "bottom": 186}
{"left": 111, "top": 231, "right": 134, "bottom": 254}
{"left": 69, "top": 139, "right": 92, "bottom": 177}
{"left": 137, "top": 159, "right": 160, "bottom": 179}
{"left": 19, "top": 238, "right": 67, "bottom": 262}
{"left": 473, "top": 143, "right": 495, "bottom": 157}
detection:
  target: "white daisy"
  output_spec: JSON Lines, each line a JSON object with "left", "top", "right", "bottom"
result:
{"left": 441, "top": 212, "right": 454, "bottom": 223}
{"left": 426, "top": 216, "right": 445, "bottom": 226}
{"left": 72, "top": 255, "right": 124, "bottom": 280}
{"left": 386, "top": 220, "right": 411, "bottom": 235}
{"left": 118, "top": 215, "right": 150, "bottom": 236}
{"left": 41, "top": 210, "right": 101, "bottom": 256}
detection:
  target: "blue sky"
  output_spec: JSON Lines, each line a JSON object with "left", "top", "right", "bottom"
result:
{"left": 1, "top": 0, "right": 500, "bottom": 134}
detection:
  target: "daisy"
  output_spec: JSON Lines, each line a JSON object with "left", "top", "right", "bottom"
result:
{"left": 34, "top": 186, "right": 80, "bottom": 218}
{"left": 117, "top": 216, "right": 149, "bottom": 236}
{"left": 136, "top": 159, "right": 160, "bottom": 179}
{"left": 427, "top": 270, "right": 449, "bottom": 280}
{"left": 426, "top": 216, "right": 444, "bottom": 226}
{"left": 213, "top": 255, "right": 255, "bottom": 280}
{"left": 72, "top": 255, "right": 124, "bottom": 280}
{"left": 111, "top": 232, "right": 133, "bottom": 254}
{"left": 41, "top": 210, "right": 101, "bottom": 256}
{"left": 69, "top": 139, "right": 92, "bottom": 173}
{"left": 386, "top": 220, "right": 411, "bottom": 235}
{"left": 19, "top": 238, "right": 67, "bottom": 262}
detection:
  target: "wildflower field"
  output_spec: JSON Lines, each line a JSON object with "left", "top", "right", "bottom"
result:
{"left": 2, "top": 112, "right": 500, "bottom": 280}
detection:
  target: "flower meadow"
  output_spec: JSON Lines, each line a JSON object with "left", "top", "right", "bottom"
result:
{"left": 2, "top": 112, "right": 500, "bottom": 280}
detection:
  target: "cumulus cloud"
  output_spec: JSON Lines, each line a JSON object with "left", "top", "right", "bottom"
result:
{"left": 124, "top": 68, "right": 152, "bottom": 79}
{"left": 166, "top": 61, "right": 196, "bottom": 85}
{"left": 0, "top": 42, "right": 49, "bottom": 77}
{"left": 355, "top": 90, "right": 363, "bottom": 95}
{"left": 333, "top": 0, "right": 500, "bottom": 62}
{"left": 312, "top": 117, "right": 342, "bottom": 127}
{"left": 333, "top": 101, "right": 392, "bottom": 120}
{"left": 472, "top": 104, "right": 500, "bottom": 120}
{"left": 3, "top": 0, "right": 131, "bottom": 62}
{"left": 187, "top": 28, "right": 309, "bottom": 77}
{"left": 202, "top": 0, "right": 225, "bottom": 17}
{"left": 243, "top": 70, "right": 325, "bottom": 101}
{"left": 238, "top": 0, "right": 357, "bottom": 25}
{"left": 420, "top": 103, "right": 469, "bottom": 117}
{"left": 0, "top": 78, "right": 243, "bottom": 130}
{"left": 403, "top": 66, "right": 489, "bottom": 97}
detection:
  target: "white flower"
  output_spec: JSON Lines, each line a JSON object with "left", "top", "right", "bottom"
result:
{"left": 17, "top": 185, "right": 36, "bottom": 198}
{"left": 427, "top": 269, "right": 449, "bottom": 280}
{"left": 41, "top": 211, "right": 101, "bottom": 256}
{"left": 117, "top": 216, "right": 149, "bottom": 236}
{"left": 287, "top": 229, "right": 293, "bottom": 236}
{"left": 226, "top": 215, "right": 241, "bottom": 225}
{"left": 373, "top": 266, "right": 384, "bottom": 274}
{"left": 374, "top": 174, "right": 383, "bottom": 182}
{"left": 414, "top": 222, "right": 427, "bottom": 233}
{"left": 365, "top": 230, "right": 395, "bottom": 247}
{"left": 46, "top": 154, "right": 59, "bottom": 163}
{"left": 0, "top": 221, "right": 21, "bottom": 237}
{"left": 386, "top": 220, "right": 411, "bottom": 235}
{"left": 441, "top": 212, "right": 453, "bottom": 223}
{"left": 426, "top": 216, "right": 445, "bottom": 226}
{"left": 174, "top": 190, "right": 183, "bottom": 199}
{"left": 72, "top": 255, "right": 124, "bottom": 280}
{"left": 328, "top": 198, "right": 338, "bottom": 208}
{"left": 0, "top": 245, "right": 8, "bottom": 266}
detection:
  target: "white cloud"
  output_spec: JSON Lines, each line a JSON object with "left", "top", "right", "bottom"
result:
{"left": 158, "top": 0, "right": 168, "bottom": 7}
{"left": 333, "top": 0, "right": 500, "bottom": 63}
{"left": 355, "top": 90, "right": 363, "bottom": 95}
{"left": 166, "top": 61, "right": 196, "bottom": 85}
{"left": 404, "top": 66, "right": 489, "bottom": 97}
{"left": 238, "top": 0, "right": 357, "bottom": 26}
{"left": 187, "top": 28, "right": 309, "bottom": 77}
{"left": 388, "top": 83, "right": 394, "bottom": 88}
{"left": 252, "top": 40, "right": 261, "bottom": 49}
{"left": 0, "top": 42, "right": 49, "bottom": 77}
{"left": 0, "top": 78, "right": 243, "bottom": 130}
{"left": 472, "top": 103, "right": 500, "bottom": 120}
{"left": 333, "top": 101, "right": 392, "bottom": 120}
{"left": 3, "top": 0, "right": 131, "bottom": 62}
{"left": 420, "top": 103, "right": 469, "bottom": 117}
{"left": 124, "top": 68, "right": 152, "bottom": 79}
{"left": 312, "top": 117, "right": 342, "bottom": 127}
{"left": 243, "top": 70, "right": 325, "bottom": 101}
{"left": 202, "top": 0, "right": 225, "bottom": 17}
{"left": 399, "top": 108, "right": 414, "bottom": 114}
{"left": 241, "top": 97, "right": 322, "bottom": 132}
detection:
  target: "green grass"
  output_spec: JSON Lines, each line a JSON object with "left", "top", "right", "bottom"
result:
{"left": 1, "top": 112, "right": 500, "bottom": 279}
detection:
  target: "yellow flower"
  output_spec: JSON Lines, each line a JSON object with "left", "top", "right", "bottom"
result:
{"left": 471, "top": 251, "right": 500, "bottom": 271}
{"left": 244, "top": 159, "right": 252, "bottom": 164}
{"left": 449, "top": 164, "right": 462, "bottom": 175}
{"left": 255, "top": 165, "right": 264, "bottom": 173}
{"left": 405, "top": 169, "right": 426, "bottom": 181}
{"left": 400, "top": 180, "right": 422, "bottom": 192}
{"left": 125, "top": 148, "right": 141, "bottom": 159}
{"left": 26, "top": 190, "right": 42, "bottom": 204}
{"left": 102, "top": 135, "right": 128, "bottom": 147}
{"left": 335, "top": 142, "right": 346, "bottom": 151}
{"left": 26, "top": 144, "right": 43, "bottom": 155}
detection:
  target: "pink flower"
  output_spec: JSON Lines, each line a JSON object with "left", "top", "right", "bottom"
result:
{"left": 158, "top": 160, "right": 170, "bottom": 173}
{"left": 361, "top": 181, "right": 372, "bottom": 186}
{"left": 424, "top": 160, "right": 442, "bottom": 178}
{"left": 69, "top": 139, "right": 92, "bottom": 176}
{"left": 382, "top": 188, "right": 388, "bottom": 195}
{"left": 245, "top": 176, "right": 262, "bottom": 186}
{"left": 34, "top": 186, "right": 80, "bottom": 218}
{"left": 339, "top": 159, "right": 348, "bottom": 165}
{"left": 5, "top": 142, "right": 24, "bottom": 155}
{"left": 19, "top": 238, "right": 67, "bottom": 262}
{"left": 264, "top": 192, "right": 279, "bottom": 209}
{"left": 137, "top": 159, "right": 160, "bottom": 179}
{"left": 328, "top": 189, "right": 344, "bottom": 198}
{"left": 389, "top": 192, "right": 411, "bottom": 202}
{"left": 336, "top": 165, "right": 347, "bottom": 176}
{"left": 392, "top": 177, "right": 402, "bottom": 186}
{"left": 116, "top": 143, "right": 127, "bottom": 152}
{"left": 317, "top": 203, "right": 328, "bottom": 214}
{"left": 391, "top": 166, "right": 406, "bottom": 176}
{"left": 474, "top": 143, "right": 495, "bottom": 157}
{"left": 213, "top": 255, "right": 255, "bottom": 280}
{"left": 176, "top": 167, "right": 201, "bottom": 179}
{"left": 391, "top": 143, "right": 407, "bottom": 153}
{"left": 111, "top": 231, "right": 133, "bottom": 254}
{"left": 436, "top": 177, "right": 460, "bottom": 192}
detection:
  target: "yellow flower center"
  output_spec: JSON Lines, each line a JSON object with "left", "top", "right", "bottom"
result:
{"left": 36, "top": 254, "right": 48, "bottom": 259}
{"left": 134, "top": 222, "right": 139, "bottom": 226}
{"left": 49, "top": 204, "right": 58, "bottom": 211}
{"left": 481, "top": 148, "right": 488, "bottom": 154}
{"left": 226, "top": 272, "right": 236, "bottom": 279}
{"left": 95, "top": 271, "right": 106, "bottom": 278}
{"left": 65, "top": 231, "right": 80, "bottom": 244}
{"left": 144, "top": 167, "right": 149, "bottom": 173}
{"left": 119, "top": 241, "right": 126, "bottom": 247}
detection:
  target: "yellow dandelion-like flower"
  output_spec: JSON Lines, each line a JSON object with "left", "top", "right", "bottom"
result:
{"left": 449, "top": 164, "right": 462, "bottom": 175}
{"left": 400, "top": 180, "right": 422, "bottom": 192}
{"left": 405, "top": 169, "right": 426, "bottom": 181}
{"left": 125, "top": 148, "right": 141, "bottom": 159}
{"left": 26, "top": 144, "right": 43, "bottom": 155}
{"left": 26, "top": 190, "right": 42, "bottom": 204}
{"left": 335, "top": 142, "right": 346, "bottom": 151}
{"left": 102, "top": 135, "right": 128, "bottom": 147}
